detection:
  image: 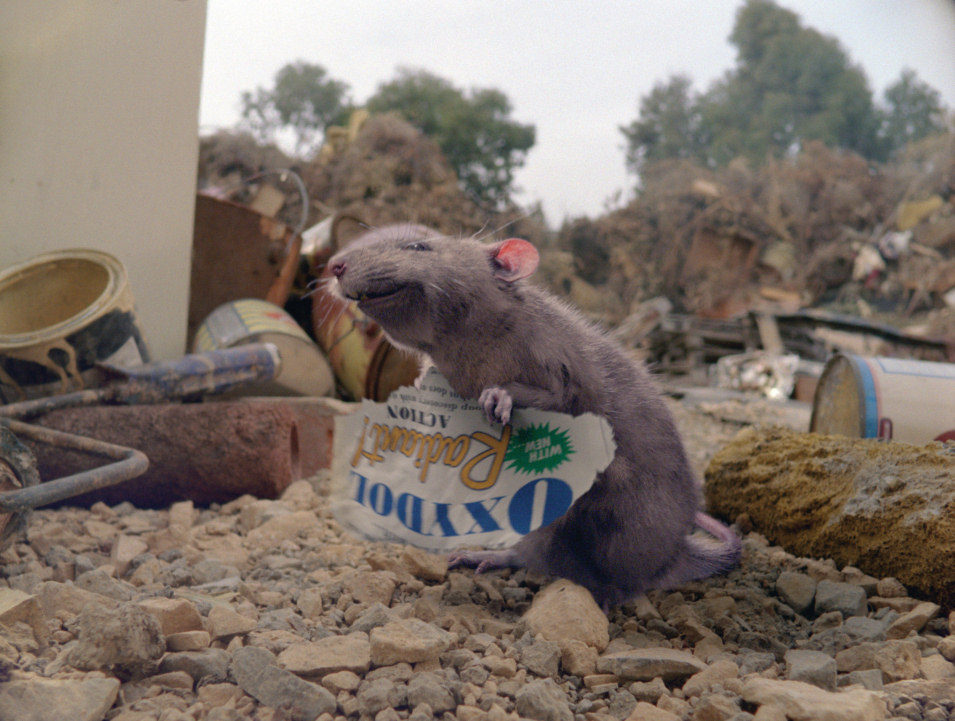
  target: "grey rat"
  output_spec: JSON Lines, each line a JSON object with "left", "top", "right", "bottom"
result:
{"left": 328, "top": 223, "right": 741, "bottom": 610}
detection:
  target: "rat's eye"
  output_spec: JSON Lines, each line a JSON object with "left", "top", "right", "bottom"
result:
{"left": 403, "top": 241, "right": 431, "bottom": 251}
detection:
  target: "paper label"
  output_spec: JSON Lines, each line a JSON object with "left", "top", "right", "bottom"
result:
{"left": 331, "top": 369, "right": 616, "bottom": 553}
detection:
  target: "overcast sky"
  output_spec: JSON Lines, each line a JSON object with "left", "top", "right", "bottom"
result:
{"left": 199, "top": 1, "right": 955, "bottom": 225}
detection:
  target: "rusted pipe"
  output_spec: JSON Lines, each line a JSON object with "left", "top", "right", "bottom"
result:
{"left": 0, "top": 419, "right": 148, "bottom": 512}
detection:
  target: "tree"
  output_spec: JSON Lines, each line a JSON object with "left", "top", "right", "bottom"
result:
{"left": 240, "top": 61, "right": 350, "bottom": 155}
{"left": 621, "top": 0, "right": 904, "bottom": 172}
{"left": 366, "top": 68, "right": 535, "bottom": 207}
{"left": 620, "top": 75, "right": 706, "bottom": 173}
{"left": 877, "top": 68, "right": 948, "bottom": 157}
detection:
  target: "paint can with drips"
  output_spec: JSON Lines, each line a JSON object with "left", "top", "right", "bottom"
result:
{"left": 0, "top": 249, "right": 150, "bottom": 403}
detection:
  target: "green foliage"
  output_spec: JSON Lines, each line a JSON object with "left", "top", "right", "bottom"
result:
{"left": 367, "top": 68, "right": 536, "bottom": 208}
{"left": 621, "top": 76, "right": 705, "bottom": 174}
{"left": 877, "top": 69, "right": 948, "bottom": 157}
{"left": 621, "top": 0, "right": 946, "bottom": 173}
{"left": 240, "top": 60, "right": 350, "bottom": 155}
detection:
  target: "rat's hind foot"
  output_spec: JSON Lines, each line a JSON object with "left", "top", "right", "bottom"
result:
{"left": 478, "top": 386, "right": 513, "bottom": 425}
{"left": 448, "top": 548, "right": 518, "bottom": 574}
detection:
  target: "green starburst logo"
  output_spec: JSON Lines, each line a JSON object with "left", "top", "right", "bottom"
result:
{"left": 504, "top": 422, "right": 575, "bottom": 475}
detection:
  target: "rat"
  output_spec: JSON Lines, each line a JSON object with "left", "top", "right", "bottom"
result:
{"left": 328, "top": 223, "right": 741, "bottom": 610}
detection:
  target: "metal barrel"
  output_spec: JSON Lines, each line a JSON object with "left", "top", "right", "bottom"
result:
{"left": 810, "top": 353, "right": 955, "bottom": 443}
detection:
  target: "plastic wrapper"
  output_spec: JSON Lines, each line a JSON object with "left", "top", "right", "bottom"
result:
{"left": 331, "top": 369, "right": 616, "bottom": 553}
{"left": 714, "top": 352, "right": 800, "bottom": 400}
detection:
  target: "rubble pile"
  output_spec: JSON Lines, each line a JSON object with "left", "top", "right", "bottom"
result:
{"left": 302, "top": 114, "right": 549, "bottom": 247}
{"left": 2, "top": 404, "right": 953, "bottom": 721}
{"left": 551, "top": 136, "right": 955, "bottom": 331}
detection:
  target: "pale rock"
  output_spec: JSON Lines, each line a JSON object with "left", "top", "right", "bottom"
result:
{"left": 520, "top": 637, "right": 561, "bottom": 677}
{"left": 0, "top": 675, "right": 120, "bottom": 721}
{"left": 920, "top": 653, "right": 955, "bottom": 681}
{"left": 693, "top": 633, "right": 725, "bottom": 661}
{"left": 83, "top": 519, "right": 117, "bottom": 543}
{"left": 34, "top": 581, "right": 116, "bottom": 620}
{"left": 584, "top": 673, "right": 617, "bottom": 689}
{"left": 885, "top": 601, "right": 940, "bottom": 639}
{"left": 74, "top": 568, "right": 134, "bottom": 601}
{"left": 514, "top": 678, "right": 573, "bottom": 721}
{"left": 149, "top": 670, "right": 195, "bottom": 690}
{"left": 232, "top": 645, "right": 336, "bottom": 721}
{"left": 752, "top": 705, "right": 788, "bottom": 721}
{"left": 168, "top": 500, "right": 197, "bottom": 533}
{"left": 0, "top": 589, "right": 49, "bottom": 647}
{"left": 135, "top": 597, "right": 203, "bottom": 635}
{"left": 834, "top": 640, "right": 920, "bottom": 682}
{"left": 814, "top": 580, "right": 867, "bottom": 618}
{"left": 875, "top": 577, "right": 906, "bottom": 598}
{"left": 280, "top": 480, "right": 320, "bottom": 509}
{"left": 775, "top": 571, "right": 816, "bottom": 615}
{"left": 785, "top": 649, "right": 837, "bottom": 691}
{"left": 657, "top": 694, "right": 692, "bottom": 717}
{"left": 296, "top": 587, "right": 324, "bottom": 619}
{"left": 110, "top": 534, "right": 148, "bottom": 577}
{"left": 692, "top": 693, "right": 740, "bottom": 721}
{"left": 742, "top": 677, "right": 886, "bottom": 721}
{"left": 159, "top": 648, "right": 231, "bottom": 683}
{"left": 407, "top": 671, "right": 456, "bottom": 713}
{"left": 245, "top": 510, "right": 317, "bottom": 546}
{"left": 127, "top": 558, "right": 162, "bottom": 586}
{"left": 208, "top": 603, "right": 257, "bottom": 639}
{"left": 625, "top": 701, "right": 679, "bottom": 721}
{"left": 597, "top": 647, "right": 707, "bottom": 681}
{"left": 482, "top": 654, "right": 518, "bottom": 677}
{"left": 840, "top": 567, "right": 879, "bottom": 595}
{"left": 278, "top": 634, "right": 371, "bottom": 676}
{"left": 369, "top": 618, "right": 453, "bottom": 666}
{"left": 842, "top": 669, "right": 884, "bottom": 691}
{"left": 667, "top": 605, "right": 714, "bottom": 643}
{"left": 321, "top": 669, "right": 362, "bottom": 693}
{"left": 682, "top": 659, "right": 739, "bottom": 697}
{"left": 561, "top": 639, "right": 598, "bottom": 677}
{"left": 937, "top": 635, "right": 955, "bottom": 662}
{"left": 401, "top": 547, "right": 447, "bottom": 582}
{"left": 198, "top": 682, "right": 244, "bottom": 707}
{"left": 630, "top": 595, "right": 663, "bottom": 622}
{"left": 524, "top": 579, "right": 609, "bottom": 652}
{"left": 165, "top": 630, "right": 212, "bottom": 652}
{"left": 66, "top": 601, "right": 165, "bottom": 677}
{"left": 629, "top": 677, "right": 669, "bottom": 703}
{"left": 341, "top": 570, "right": 397, "bottom": 606}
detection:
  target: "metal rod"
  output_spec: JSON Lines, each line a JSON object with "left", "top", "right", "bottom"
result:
{"left": 0, "top": 419, "right": 148, "bottom": 512}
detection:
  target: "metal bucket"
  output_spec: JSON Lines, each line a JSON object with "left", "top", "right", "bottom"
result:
{"left": 0, "top": 249, "right": 149, "bottom": 403}
{"left": 310, "top": 215, "right": 419, "bottom": 401}
{"left": 193, "top": 298, "right": 334, "bottom": 397}
{"left": 810, "top": 353, "right": 955, "bottom": 443}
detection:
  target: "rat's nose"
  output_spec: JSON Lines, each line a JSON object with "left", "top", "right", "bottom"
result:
{"left": 330, "top": 260, "right": 346, "bottom": 279}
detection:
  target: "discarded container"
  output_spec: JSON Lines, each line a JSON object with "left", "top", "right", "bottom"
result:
{"left": 310, "top": 216, "right": 419, "bottom": 401}
{"left": 188, "top": 193, "right": 302, "bottom": 341}
{"left": 193, "top": 299, "right": 334, "bottom": 397}
{"left": 810, "top": 353, "right": 955, "bottom": 443}
{"left": 0, "top": 249, "right": 149, "bottom": 403}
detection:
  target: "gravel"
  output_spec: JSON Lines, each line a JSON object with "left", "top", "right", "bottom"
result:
{"left": 0, "top": 396, "right": 950, "bottom": 721}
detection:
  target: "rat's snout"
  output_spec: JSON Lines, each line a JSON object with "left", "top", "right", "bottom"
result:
{"left": 329, "top": 258, "right": 347, "bottom": 279}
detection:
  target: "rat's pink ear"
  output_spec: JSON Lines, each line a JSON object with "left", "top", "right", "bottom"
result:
{"left": 489, "top": 238, "right": 539, "bottom": 282}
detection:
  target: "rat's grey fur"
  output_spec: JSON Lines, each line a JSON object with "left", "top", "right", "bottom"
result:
{"left": 329, "top": 223, "right": 741, "bottom": 609}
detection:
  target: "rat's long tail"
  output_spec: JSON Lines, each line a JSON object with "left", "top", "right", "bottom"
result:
{"left": 656, "top": 511, "right": 742, "bottom": 589}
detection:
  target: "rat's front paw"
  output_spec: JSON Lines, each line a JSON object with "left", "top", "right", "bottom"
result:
{"left": 479, "top": 386, "right": 513, "bottom": 425}
{"left": 448, "top": 548, "right": 515, "bottom": 574}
